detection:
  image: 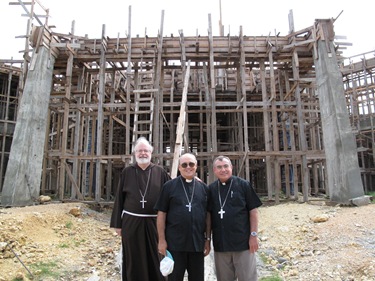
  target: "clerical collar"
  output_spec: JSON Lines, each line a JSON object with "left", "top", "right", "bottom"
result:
{"left": 219, "top": 177, "right": 232, "bottom": 186}
{"left": 181, "top": 177, "right": 193, "bottom": 183}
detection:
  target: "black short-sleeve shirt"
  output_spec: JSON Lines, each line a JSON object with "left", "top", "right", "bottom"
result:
{"left": 154, "top": 176, "right": 209, "bottom": 252}
{"left": 208, "top": 176, "right": 262, "bottom": 252}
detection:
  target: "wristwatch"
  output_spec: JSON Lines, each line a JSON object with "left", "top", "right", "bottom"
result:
{"left": 250, "top": 231, "right": 258, "bottom": 237}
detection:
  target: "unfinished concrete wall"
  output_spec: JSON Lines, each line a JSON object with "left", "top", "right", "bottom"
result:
{"left": 314, "top": 24, "right": 364, "bottom": 203}
{"left": 1, "top": 46, "right": 55, "bottom": 206}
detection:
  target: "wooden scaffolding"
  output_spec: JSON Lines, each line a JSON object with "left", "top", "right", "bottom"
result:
{"left": 0, "top": 1, "right": 373, "bottom": 205}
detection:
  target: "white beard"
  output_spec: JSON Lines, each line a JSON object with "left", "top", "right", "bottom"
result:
{"left": 136, "top": 157, "right": 151, "bottom": 165}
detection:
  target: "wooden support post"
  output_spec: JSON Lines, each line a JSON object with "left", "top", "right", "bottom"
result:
{"left": 269, "top": 49, "right": 281, "bottom": 204}
{"left": 239, "top": 26, "right": 250, "bottom": 180}
{"left": 106, "top": 71, "right": 115, "bottom": 200}
{"left": 260, "top": 60, "right": 273, "bottom": 201}
{"left": 203, "top": 63, "right": 213, "bottom": 183}
{"left": 208, "top": 14, "right": 218, "bottom": 153}
{"left": 95, "top": 24, "right": 107, "bottom": 202}
{"left": 125, "top": 6, "right": 132, "bottom": 165}
{"left": 292, "top": 50, "right": 310, "bottom": 202}
{"left": 153, "top": 10, "right": 165, "bottom": 162}
{"left": 59, "top": 52, "right": 73, "bottom": 201}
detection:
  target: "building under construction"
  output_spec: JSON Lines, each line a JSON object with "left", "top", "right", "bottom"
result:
{"left": 0, "top": 1, "right": 373, "bottom": 206}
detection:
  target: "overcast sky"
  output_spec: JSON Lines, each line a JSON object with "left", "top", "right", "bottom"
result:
{"left": 1, "top": 0, "right": 374, "bottom": 61}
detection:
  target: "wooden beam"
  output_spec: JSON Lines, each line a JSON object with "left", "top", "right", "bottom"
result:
{"left": 171, "top": 61, "right": 191, "bottom": 178}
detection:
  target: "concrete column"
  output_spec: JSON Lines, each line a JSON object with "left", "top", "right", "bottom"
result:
{"left": 315, "top": 37, "right": 364, "bottom": 204}
{"left": 1, "top": 46, "right": 55, "bottom": 206}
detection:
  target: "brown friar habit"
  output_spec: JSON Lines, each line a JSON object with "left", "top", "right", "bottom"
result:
{"left": 110, "top": 163, "right": 171, "bottom": 281}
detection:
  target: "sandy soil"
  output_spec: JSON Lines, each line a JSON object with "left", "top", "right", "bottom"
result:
{"left": 1, "top": 199, "right": 375, "bottom": 280}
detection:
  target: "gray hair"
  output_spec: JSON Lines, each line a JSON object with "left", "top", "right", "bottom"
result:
{"left": 133, "top": 137, "right": 153, "bottom": 153}
{"left": 213, "top": 155, "right": 232, "bottom": 166}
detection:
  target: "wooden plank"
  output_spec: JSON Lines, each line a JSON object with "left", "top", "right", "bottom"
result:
{"left": 171, "top": 61, "right": 191, "bottom": 178}
{"left": 208, "top": 14, "right": 218, "bottom": 153}
{"left": 153, "top": 9, "right": 165, "bottom": 158}
{"left": 64, "top": 162, "right": 84, "bottom": 200}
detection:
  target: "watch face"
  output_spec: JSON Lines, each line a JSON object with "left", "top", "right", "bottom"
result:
{"left": 251, "top": 231, "right": 257, "bottom": 236}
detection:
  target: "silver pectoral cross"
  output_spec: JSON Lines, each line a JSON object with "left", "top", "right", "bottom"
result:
{"left": 186, "top": 203, "right": 192, "bottom": 212}
{"left": 218, "top": 208, "right": 225, "bottom": 219}
{"left": 140, "top": 198, "right": 147, "bottom": 209}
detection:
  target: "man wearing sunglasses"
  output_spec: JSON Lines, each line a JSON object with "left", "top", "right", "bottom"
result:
{"left": 208, "top": 155, "right": 262, "bottom": 281}
{"left": 110, "top": 137, "right": 171, "bottom": 281}
{"left": 155, "top": 153, "right": 211, "bottom": 281}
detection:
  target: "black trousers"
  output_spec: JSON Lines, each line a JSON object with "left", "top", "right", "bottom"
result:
{"left": 167, "top": 251, "right": 204, "bottom": 281}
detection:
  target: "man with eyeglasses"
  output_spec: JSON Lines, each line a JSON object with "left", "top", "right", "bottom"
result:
{"left": 155, "top": 153, "right": 211, "bottom": 281}
{"left": 208, "top": 155, "right": 262, "bottom": 281}
{"left": 110, "top": 137, "right": 171, "bottom": 281}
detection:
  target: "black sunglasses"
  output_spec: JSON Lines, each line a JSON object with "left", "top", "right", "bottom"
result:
{"left": 180, "top": 162, "right": 196, "bottom": 168}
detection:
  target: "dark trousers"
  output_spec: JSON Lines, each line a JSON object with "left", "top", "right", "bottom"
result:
{"left": 167, "top": 251, "right": 204, "bottom": 281}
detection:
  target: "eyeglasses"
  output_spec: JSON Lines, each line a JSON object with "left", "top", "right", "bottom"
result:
{"left": 180, "top": 162, "right": 196, "bottom": 168}
{"left": 135, "top": 149, "right": 151, "bottom": 153}
{"left": 215, "top": 164, "right": 230, "bottom": 170}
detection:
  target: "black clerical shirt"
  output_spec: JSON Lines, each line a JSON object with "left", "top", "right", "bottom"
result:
{"left": 208, "top": 176, "right": 262, "bottom": 252}
{"left": 154, "top": 176, "right": 209, "bottom": 252}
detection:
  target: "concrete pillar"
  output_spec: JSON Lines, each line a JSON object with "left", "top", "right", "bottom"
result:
{"left": 1, "top": 46, "right": 55, "bottom": 206}
{"left": 314, "top": 24, "right": 364, "bottom": 204}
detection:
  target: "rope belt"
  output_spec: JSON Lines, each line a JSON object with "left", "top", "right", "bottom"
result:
{"left": 122, "top": 210, "right": 157, "bottom": 218}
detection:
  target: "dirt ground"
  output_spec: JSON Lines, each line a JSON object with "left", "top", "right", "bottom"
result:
{"left": 0, "top": 198, "right": 375, "bottom": 281}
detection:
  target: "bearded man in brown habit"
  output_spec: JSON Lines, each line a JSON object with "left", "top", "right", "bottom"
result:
{"left": 110, "top": 137, "right": 171, "bottom": 281}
